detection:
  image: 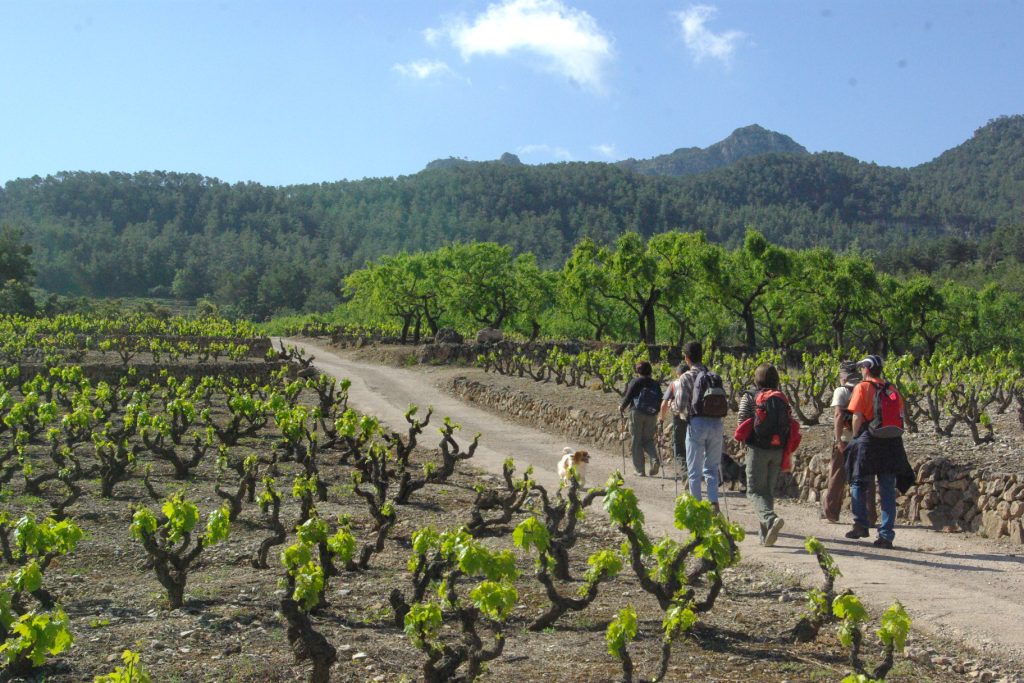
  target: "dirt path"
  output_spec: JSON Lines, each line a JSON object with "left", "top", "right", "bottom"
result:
{"left": 285, "top": 338, "right": 1024, "bottom": 669}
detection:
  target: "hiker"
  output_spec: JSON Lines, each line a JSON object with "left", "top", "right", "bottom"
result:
{"left": 675, "top": 341, "right": 728, "bottom": 510}
{"left": 736, "top": 363, "right": 788, "bottom": 546}
{"left": 658, "top": 363, "right": 688, "bottom": 468}
{"left": 843, "top": 354, "right": 914, "bottom": 549}
{"left": 822, "top": 360, "right": 877, "bottom": 525}
{"left": 619, "top": 360, "right": 662, "bottom": 477}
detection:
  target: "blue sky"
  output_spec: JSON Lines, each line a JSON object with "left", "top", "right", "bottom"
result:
{"left": 2, "top": 1, "right": 1022, "bottom": 186}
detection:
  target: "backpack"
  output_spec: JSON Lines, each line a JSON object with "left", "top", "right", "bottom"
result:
{"left": 838, "top": 382, "right": 858, "bottom": 430}
{"left": 868, "top": 380, "right": 904, "bottom": 439}
{"left": 690, "top": 368, "right": 729, "bottom": 418}
{"left": 747, "top": 389, "right": 791, "bottom": 449}
{"left": 633, "top": 382, "right": 662, "bottom": 416}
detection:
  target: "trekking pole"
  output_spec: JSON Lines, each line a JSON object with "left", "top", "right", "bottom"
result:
{"left": 620, "top": 415, "right": 627, "bottom": 476}
{"left": 673, "top": 420, "right": 682, "bottom": 498}
{"left": 673, "top": 433, "right": 679, "bottom": 498}
{"left": 654, "top": 430, "right": 663, "bottom": 479}
{"left": 718, "top": 462, "right": 732, "bottom": 522}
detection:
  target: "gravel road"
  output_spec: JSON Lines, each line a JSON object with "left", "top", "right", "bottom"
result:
{"left": 284, "top": 338, "right": 1024, "bottom": 671}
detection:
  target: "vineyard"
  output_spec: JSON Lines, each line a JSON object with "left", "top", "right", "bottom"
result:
{"left": 470, "top": 342, "right": 1024, "bottom": 446}
{"left": 0, "top": 314, "right": 1003, "bottom": 682}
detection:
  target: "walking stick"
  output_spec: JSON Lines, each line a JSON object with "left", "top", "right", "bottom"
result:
{"left": 654, "top": 428, "right": 663, "bottom": 479}
{"left": 671, "top": 425, "right": 679, "bottom": 497}
{"left": 719, "top": 461, "right": 732, "bottom": 522}
{"left": 620, "top": 414, "right": 627, "bottom": 476}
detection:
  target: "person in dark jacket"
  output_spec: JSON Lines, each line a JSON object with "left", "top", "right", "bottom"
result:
{"left": 619, "top": 361, "right": 662, "bottom": 477}
{"left": 843, "top": 354, "right": 914, "bottom": 549}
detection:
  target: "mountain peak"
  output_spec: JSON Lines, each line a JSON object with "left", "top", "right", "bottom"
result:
{"left": 424, "top": 152, "right": 522, "bottom": 171}
{"left": 618, "top": 125, "right": 807, "bottom": 177}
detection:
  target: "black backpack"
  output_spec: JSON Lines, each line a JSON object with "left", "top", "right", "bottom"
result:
{"left": 633, "top": 382, "right": 662, "bottom": 415}
{"left": 747, "top": 389, "right": 791, "bottom": 449}
{"left": 690, "top": 368, "right": 729, "bottom": 418}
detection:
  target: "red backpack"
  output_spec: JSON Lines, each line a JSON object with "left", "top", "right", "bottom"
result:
{"left": 747, "top": 389, "right": 791, "bottom": 449}
{"left": 868, "top": 380, "right": 904, "bottom": 439}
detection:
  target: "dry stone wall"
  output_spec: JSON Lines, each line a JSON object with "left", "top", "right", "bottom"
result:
{"left": 448, "top": 376, "right": 626, "bottom": 449}
{"left": 798, "top": 451, "right": 1024, "bottom": 545}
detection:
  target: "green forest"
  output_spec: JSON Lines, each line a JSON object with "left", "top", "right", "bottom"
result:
{"left": 0, "top": 115, "right": 1021, "bottom": 327}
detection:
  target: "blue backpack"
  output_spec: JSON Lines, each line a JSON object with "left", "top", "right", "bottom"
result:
{"left": 633, "top": 383, "right": 662, "bottom": 415}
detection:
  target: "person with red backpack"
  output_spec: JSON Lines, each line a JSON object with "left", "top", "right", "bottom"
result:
{"left": 843, "top": 354, "right": 910, "bottom": 549}
{"left": 822, "top": 360, "right": 876, "bottom": 525}
{"left": 736, "top": 363, "right": 789, "bottom": 546}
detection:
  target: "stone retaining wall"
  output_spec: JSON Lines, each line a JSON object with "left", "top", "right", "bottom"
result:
{"left": 448, "top": 376, "right": 625, "bottom": 449}
{"left": 797, "top": 453, "right": 1024, "bottom": 544}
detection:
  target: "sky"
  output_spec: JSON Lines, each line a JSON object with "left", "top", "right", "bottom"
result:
{"left": 2, "top": 0, "right": 1022, "bottom": 187}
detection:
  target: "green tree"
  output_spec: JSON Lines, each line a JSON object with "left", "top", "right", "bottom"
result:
{"left": 0, "top": 227, "right": 35, "bottom": 283}
{"left": 648, "top": 231, "right": 710, "bottom": 349}
{"left": 560, "top": 237, "right": 621, "bottom": 340}
{"left": 790, "top": 249, "right": 879, "bottom": 350}
{"left": 702, "top": 229, "right": 792, "bottom": 350}
{"left": 343, "top": 252, "right": 445, "bottom": 341}
{"left": 0, "top": 226, "right": 36, "bottom": 315}
{"left": 440, "top": 242, "right": 537, "bottom": 331}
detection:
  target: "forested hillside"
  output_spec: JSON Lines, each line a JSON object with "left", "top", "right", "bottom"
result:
{"left": 0, "top": 115, "right": 1021, "bottom": 319}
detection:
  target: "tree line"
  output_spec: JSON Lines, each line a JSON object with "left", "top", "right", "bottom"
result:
{"left": 337, "top": 231, "right": 1024, "bottom": 358}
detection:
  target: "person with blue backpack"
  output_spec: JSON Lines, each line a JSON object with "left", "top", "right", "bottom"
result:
{"left": 619, "top": 360, "right": 662, "bottom": 477}
{"left": 675, "top": 341, "right": 729, "bottom": 512}
{"left": 843, "top": 354, "right": 915, "bottom": 549}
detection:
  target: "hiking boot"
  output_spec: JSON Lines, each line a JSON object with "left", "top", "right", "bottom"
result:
{"left": 872, "top": 537, "right": 894, "bottom": 549}
{"left": 844, "top": 524, "right": 869, "bottom": 539}
{"left": 711, "top": 502, "right": 721, "bottom": 515}
{"left": 763, "top": 517, "right": 785, "bottom": 547}
{"left": 649, "top": 460, "right": 660, "bottom": 476}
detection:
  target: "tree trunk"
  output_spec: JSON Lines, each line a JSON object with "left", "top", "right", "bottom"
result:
{"left": 742, "top": 305, "right": 757, "bottom": 351}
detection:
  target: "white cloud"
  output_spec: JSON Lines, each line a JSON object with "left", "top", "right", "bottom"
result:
{"left": 675, "top": 5, "right": 744, "bottom": 65}
{"left": 423, "top": 27, "right": 442, "bottom": 46}
{"left": 591, "top": 143, "right": 617, "bottom": 159}
{"left": 436, "top": 0, "right": 613, "bottom": 91}
{"left": 518, "top": 144, "right": 573, "bottom": 161}
{"left": 392, "top": 59, "right": 453, "bottom": 80}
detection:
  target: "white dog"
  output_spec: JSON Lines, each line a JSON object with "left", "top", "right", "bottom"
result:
{"left": 558, "top": 446, "right": 590, "bottom": 487}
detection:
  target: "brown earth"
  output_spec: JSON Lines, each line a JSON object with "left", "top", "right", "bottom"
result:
{"left": 5, "top": 340, "right": 1020, "bottom": 682}
{"left": 283, "top": 337, "right": 1024, "bottom": 681}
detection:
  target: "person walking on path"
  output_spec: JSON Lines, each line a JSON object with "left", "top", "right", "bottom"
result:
{"left": 619, "top": 361, "right": 662, "bottom": 477}
{"left": 658, "top": 363, "right": 688, "bottom": 469}
{"left": 822, "top": 360, "right": 877, "bottom": 525}
{"left": 737, "top": 363, "right": 788, "bottom": 546}
{"left": 843, "top": 354, "right": 914, "bottom": 549}
{"left": 675, "top": 341, "right": 727, "bottom": 511}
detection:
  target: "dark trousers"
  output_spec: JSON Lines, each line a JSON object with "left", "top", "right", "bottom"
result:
{"left": 823, "top": 442, "right": 876, "bottom": 524}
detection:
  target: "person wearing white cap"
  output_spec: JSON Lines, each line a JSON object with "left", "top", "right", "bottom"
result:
{"left": 823, "top": 360, "right": 876, "bottom": 525}
{"left": 842, "top": 354, "right": 910, "bottom": 549}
